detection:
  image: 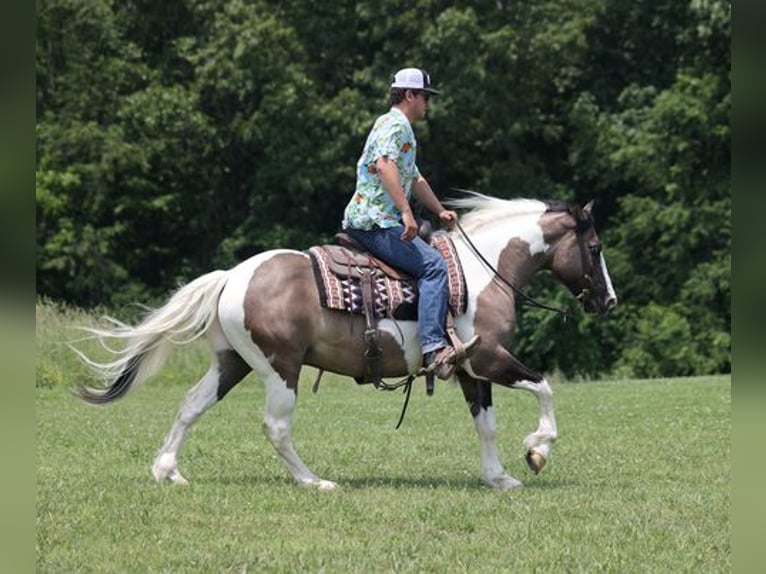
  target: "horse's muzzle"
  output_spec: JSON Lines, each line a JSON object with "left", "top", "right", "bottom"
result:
{"left": 581, "top": 292, "right": 617, "bottom": 314}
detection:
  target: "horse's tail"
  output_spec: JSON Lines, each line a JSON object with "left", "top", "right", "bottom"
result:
{"left": 75, "top": 269, "right": 231, "bottom": 405}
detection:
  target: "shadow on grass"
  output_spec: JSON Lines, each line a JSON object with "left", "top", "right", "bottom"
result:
{"left": 198, "top": 471, "right": 574, "bottom": 491}
{"left": 194, "top": 473, "right": 481, "bottom": 490}
{"left": 343, "top": 475, "right": 487, "bottom": 490}
{"left": 343, "top": 471, "right": 579, "bottom": 491}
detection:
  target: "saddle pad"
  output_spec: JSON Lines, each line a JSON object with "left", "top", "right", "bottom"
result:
{"left": 308, "top": 232, "right": 467, "bottom": 320}
{"left": 432, "top": 233, "right": 468, "bottom": 316}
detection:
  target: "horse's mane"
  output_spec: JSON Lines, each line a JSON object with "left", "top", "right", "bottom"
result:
{"left": 447, "top": 192, "right": 552, "bottom": 233}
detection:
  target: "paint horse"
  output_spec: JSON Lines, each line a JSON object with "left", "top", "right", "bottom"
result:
{"left": 78, "top": 194, "right": 617, "bottom": 491}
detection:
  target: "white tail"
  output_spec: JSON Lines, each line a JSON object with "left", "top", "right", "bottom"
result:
{"left": 76, "top": 270, "right": 230, "bottom": 404}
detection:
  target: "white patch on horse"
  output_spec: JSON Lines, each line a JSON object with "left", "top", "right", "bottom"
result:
{"left": 217, "top": 249, "right": 337, "bottom": 490}
{"left": 217, "top": 249, "right": 302, "bottom": 354}
{"left": 452, "top": 199, "right": 549, "bottom": 356}
{"left": 152, "top": 317, "right": 232, "bottom": 485}
{"left": 152, "top": 365, "right": 219, "bottom": 485}
{"left": 260, "top": 369, "right": 336, "bottom": 490}
{"left": 512, "top": 378, "right": 558, "bottom": 463}
{"left": 378, "top": 319, "right": 420, "bottom": 372}
{"left": 474, "top": 406, "right": 523, "bottom": 490}
{"left": 600, "top": 253, "right": 617, "bottom": 305}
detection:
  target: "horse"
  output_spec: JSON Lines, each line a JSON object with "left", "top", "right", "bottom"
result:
{"left": 77, "top": 193, "right": 617, "bottom": 491}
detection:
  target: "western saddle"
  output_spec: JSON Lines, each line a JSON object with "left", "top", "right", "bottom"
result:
{"left": 312, "top": 221, "right": 472, "bottom": 395}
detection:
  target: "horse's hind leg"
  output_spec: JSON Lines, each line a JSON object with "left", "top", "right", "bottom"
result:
{"left": 258, "top": 361, "right": 337, "bottom": 491}
{"left": 224, "top": 328, "right": 336, "bottom": 489}
{"left": 152, "top": 321, "right": 251, "bottom": 485}
{"left": 216, "top": 250, "right": 336, "bottom": 490}
{"left": 457, "top": 374, "right": 522, "bottom": 490}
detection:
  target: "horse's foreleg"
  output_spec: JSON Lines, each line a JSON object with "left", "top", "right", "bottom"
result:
{"left": 511, "top": 378, "right": 558, "bottom": 474}
{"left": 457, "top": 374, "right": 522, "bottom": 490}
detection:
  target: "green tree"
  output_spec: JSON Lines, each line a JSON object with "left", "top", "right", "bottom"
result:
{"left": 36, "top": 0, "right": 730, "bottom": 377}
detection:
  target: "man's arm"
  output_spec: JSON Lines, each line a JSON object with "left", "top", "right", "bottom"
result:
{"left": 376, "top": 156, "right": 419, "bottom": 240}
{"left": 412, "top": 176, "right": 458, "bottom": 229}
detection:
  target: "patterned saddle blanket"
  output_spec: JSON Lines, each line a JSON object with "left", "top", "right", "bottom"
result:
{"left": 307, "top": 232, "right": 467, "bottom": 321}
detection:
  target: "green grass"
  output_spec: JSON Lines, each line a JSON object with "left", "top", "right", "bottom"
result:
{"left": 37, "top": 374, "right": 729, "bottom": 572}
{"left": 37, "top": 303, "right": 730, "bottom": 572}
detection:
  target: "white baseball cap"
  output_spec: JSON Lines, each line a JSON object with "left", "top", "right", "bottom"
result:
{"left": 391, "top": 68, "right": 440, "bottom": 95}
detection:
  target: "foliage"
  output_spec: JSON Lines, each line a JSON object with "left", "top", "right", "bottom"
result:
{"left": 36, "top": 0, "right": 730, "bottom": 378}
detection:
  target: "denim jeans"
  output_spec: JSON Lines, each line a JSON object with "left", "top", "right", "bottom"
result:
{"left": 345, "top": 225, "right": 449, "bottom": 354}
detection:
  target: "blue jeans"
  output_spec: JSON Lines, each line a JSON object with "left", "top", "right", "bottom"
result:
{"left": 345, "top": 225, "right": 449, "bottom": 354}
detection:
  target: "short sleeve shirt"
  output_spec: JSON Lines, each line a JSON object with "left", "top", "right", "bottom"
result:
{"left": 342, "top": 107, "right": 421, "bottom": 230}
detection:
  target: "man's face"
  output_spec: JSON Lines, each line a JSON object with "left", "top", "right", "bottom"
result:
{"left": 409, "top": 90, "right": 430, "bottom": 120}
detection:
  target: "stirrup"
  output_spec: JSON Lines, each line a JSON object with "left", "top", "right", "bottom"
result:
{"left": 444, "top": 310, "right": 481, "bottom": 364}
{"left": 420, "top": 346, "right": 458, "bottom": 380}
{"left": 452, "top": 334, "right": 481, "bottom": 363}
{"left": 419, "top": 335, "right": 481, "bottom": 381}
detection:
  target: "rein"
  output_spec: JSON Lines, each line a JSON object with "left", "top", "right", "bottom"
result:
{"left": 329, "top": 209, "right": 589, "bottom": 430}
{"left": 454, "top": 220, "right": 574, "bottom": 319}
{"left": 378, "top": 375, "right": 416, "bottom": 430}
{"left": 387, "top": 220, "right": 576, "bottom": 430}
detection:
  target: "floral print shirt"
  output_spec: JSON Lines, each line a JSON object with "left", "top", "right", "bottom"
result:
{"left": 342, "top": 107, "right": 421, "bottom": 230}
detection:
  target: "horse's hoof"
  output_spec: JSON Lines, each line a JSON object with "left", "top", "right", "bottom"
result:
{"left": 152, "top": 454, "right": 188, "bottom": 484}
{"left": 157, "top": 468, "right": 189, "bottom": 485}
{"left": 169, "top": 473, "right": 190, "bottom": 486}
{"left": 486, "top": 475, "right": 523, "bottom": 491}
{"left": 525, "top": 450, "right": 547, "bottom": 474}
{"left": 152, "top": 472, "right": 189, "bottom": 486}
{"left": 317, "top": 480, "right": 338, "bottom": 491}
{"left": 300, "top": 478, "right": 338, "bottom": 491}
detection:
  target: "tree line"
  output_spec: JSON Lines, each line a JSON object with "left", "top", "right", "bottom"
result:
{"left": 36, "top": 0, "right": 730, "bottom": 378}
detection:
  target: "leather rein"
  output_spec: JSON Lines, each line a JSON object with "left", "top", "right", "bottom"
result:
{"left": 359, "top": 210, "right": 596, "bottom": 430}
{"left": 384, "top": 217, "right": 592, "bottom": 430}
{"left": 454, "top": 220, "right": 581, "bottom": 319}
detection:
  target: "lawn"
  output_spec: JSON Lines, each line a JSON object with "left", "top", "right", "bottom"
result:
{"left": 37, "top": 361, "right": 729, "bottom": 572}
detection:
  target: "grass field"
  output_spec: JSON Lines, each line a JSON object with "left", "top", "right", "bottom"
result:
{"left": 36, "top": 304, "right": 730, "bottom": 572}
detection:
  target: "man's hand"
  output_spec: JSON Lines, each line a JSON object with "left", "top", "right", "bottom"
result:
{"left": 400, "top": 210, "right": 419, "bottom": 241}
{"left": 438, "top": 209, "right": 459, "bottom": 230}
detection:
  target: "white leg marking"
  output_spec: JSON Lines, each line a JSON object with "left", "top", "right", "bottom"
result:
{"left": 152, "top": 364, "right": 220, "bottom": 485}
{"left": 474, "top": 407, "right": 522, "bottom": 490}
{"left": 262, "top": 371, "right": 337, "bottom": 490}
{"left": 513, "top": 378, "right": 558, "bottom": 463}
{"left": 152, "top": 317, "right": 239, "bottom": 485}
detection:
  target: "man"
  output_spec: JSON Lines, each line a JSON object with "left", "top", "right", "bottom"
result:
{"left": 342, "top": 67, "right": 479, "bottom": 379}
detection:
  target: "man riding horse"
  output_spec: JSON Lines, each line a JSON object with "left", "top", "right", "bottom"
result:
{"left": 75, "top": 70, "right": 618, "bottom": 491}
{"left": 341, "top": 67, "right": 479, "bottom": 380}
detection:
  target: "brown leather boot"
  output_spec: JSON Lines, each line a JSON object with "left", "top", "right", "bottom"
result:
{"left": 422, "top": 335, "right": 481, "bottom": 380}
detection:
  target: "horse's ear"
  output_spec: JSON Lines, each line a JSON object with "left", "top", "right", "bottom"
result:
{"left": 572, "top": 202, "right": 594, "bottom": 233}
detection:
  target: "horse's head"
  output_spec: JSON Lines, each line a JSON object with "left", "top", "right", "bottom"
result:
{"left": 449, "top": 192, "right": 617, "bottom": 314}
{"left": 544, "top": 201, "right": 617, "bottom": 314}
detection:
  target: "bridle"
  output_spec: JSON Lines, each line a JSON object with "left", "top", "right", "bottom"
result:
{"left": 454, "top": 210, "right": 597, "bottom": 318}
{"left": 573, "top": 216, "right": 598, "bottom": 308}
